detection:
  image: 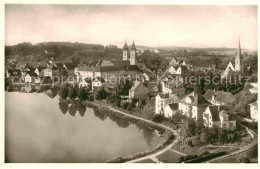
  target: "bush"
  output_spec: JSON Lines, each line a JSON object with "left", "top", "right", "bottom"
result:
{"left": 95, "top": 87, "right": 109, "bottom": 100}
{"left": 78, "top": 87, "right": 88, "bottom": 101}
{"left": 68, "top": 86, "right": 77, "bottom": 100}
{"left": 153, "top": 114, "right": 164, "bottom": 123}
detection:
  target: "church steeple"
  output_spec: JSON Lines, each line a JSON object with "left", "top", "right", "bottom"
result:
{"left": 237, "top": 36, "right": 241, "bottom": 59}
{"left": 122, "top": 41, "right": 129, "bottom": 60}
{"left": 131, "top": 41, "right": 136, "bottom": 50}
{"left": 235, "top": 37, "right": 243, "bottom": 72}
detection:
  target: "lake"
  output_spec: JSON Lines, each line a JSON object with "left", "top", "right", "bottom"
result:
{"left": 5, "top": 88, "right": 165, "bottom": 163}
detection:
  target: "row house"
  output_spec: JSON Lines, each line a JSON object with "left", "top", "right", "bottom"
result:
{"left": 204, "top": 89, "right": 236, "bottom": 106}
{"left": 75, "top": 64, "right": 141, "bottom": 85}
{"left": 203, "top": 105, "right": 236, "bottom": 130}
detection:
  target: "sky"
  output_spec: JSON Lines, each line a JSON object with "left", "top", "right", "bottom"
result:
{"left": 5, "top": 5, "right": 258, "bottom": 50}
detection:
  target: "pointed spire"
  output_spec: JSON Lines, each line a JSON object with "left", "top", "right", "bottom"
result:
{"left": 131, "top": 40, "right": 136, "bottom": 50}
{"left": 123, "top": 41, "right": 128, "bottom": 50}
{"left": 237, "top": 36, "right": 241, "bottom": 57}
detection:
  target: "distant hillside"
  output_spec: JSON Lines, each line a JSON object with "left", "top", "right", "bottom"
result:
{"left": 136, "top": 45, "right": 256, "bottom": 52}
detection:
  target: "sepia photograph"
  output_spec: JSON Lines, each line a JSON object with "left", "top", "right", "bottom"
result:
{"left": 1, "top": 0, "right": 259, "bottom": 166}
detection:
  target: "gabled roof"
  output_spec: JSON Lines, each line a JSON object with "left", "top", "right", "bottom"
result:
{"left": 219, "top": 110, "right": 229, "bottom": 117}
{"left": 129, "top": 81, "right": 147, "bottom": 91}
{"left": 207, "top": 105, "right": 233, "bottom": 121}
{"left": 112, "top": 60, "right": 130, "bottom": 67}
{"left": 94, "top": 77, "right": 105, "bottom": 83}
{"left": 159, "top": 93, "right": 170, "bottom": 99}
{"left": 215, "top": 91, "right": 235, "bottom": 103}
{"left": 249, "top": 100, "right": 258, "bottom": 108}
{"left": 167, "top": 103, "right": 179, "bottom": 111}
{"left": 64, "top": 63, "right": 76, "bottom": 70}
{"left": 208, "top": 106, "right": 220, "bottom": 121}
{"left": 204, "top": 89, "right": 215, "bottom": 100}
{"left": 181, "top": 92, "right": 210, "bottom": 106}
{"left": 204, "top": 89, "right": 236, "bottom": 104}
{"left": 78, "top": 66, "right": 93, "bottom": 71}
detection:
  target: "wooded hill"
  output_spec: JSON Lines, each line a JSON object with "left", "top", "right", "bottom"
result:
{"left": 5, "top": 42, "right": 122, "bottom": 64}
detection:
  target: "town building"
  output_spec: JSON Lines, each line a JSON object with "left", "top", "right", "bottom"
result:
{"left": 155, "top": 93, "right": 179, "bottom": 115}
{"left": 221, "top": 38, "right": 243, "bottom": 78}
{"left": 204, "top": 89, "right": 236, "bottom": 106}
{"left": 122, "top": 41, "right": 136, "bottom": 65}
{"left": 164, "top": 103, "right": 179, "bottom": 118}
{"left": 161, "top": 80, "right": 185, "bottom": 97}
{"left": 179, "top": 92, "right": 211, "bottom": 121}
{"left": 92, "top": 77, "right": 105, "bottom": 90}
{"left": 249, "top": 100, "right": 258, "bottom": 122}
{"left": 203, "top": 105, "right": 236, "bottom": 130}
{"left": 129, "top": 81, "right": 149, "bottom": 100}
{"left": 24, "top": 74, "right": 32, "bottom": 83}
{"left": 249, "top": 83, "right": 258, "bottom": 94}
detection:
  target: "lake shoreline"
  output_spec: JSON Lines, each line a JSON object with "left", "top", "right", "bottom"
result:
{"left": 81, "top": 99, "right": 180, "bottom": 163}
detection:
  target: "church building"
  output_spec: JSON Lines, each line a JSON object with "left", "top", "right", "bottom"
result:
{"left": 221, "top": 38, "right": 243, "bottom": 78}
{"left": 123, "top": 41, "right": 136, "bottom": 65}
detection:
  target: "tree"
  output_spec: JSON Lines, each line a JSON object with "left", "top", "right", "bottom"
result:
{"left": 153, "top": 114, "right": 164, "bottom": 123}
{"left": 116, "top": 80, "right": 132, "bottom": 96}
{"left": 95, "top": 87, "right": 109, "bottom": 100}
{"left": 78, "top": 87, "right": 88, "bottom": 101}
{"left": 68, "top": 86, "right": 77, "bottom": 100}
{"left": 200, "top": 128, "right": 210, "bottom": 144}
{"left": 59, "top": 84, "right": 69, "bottom": 99}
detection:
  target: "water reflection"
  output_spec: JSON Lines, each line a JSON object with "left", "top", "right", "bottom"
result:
{"left": 6, "top": 84, "right": 61, "bottom": 98}
{"left": 59, "top": 101, "right": 68, "bottom": 115}
{"left": 93, "top": 108, "right": 108, "bottom": 121}
{"left": 6, "top": 91, "right": 166, "bottom": 162}
{"left": 78, "top": 104, "right": 86, "bottom": 117}
{"left": 58, "top": 101, "right": 86, "bottom": 117}
{"left": 44, "top": 86, "right": 59, "bottom": 98}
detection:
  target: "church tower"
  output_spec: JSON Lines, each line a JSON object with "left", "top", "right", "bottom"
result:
{"left": 235, "top": 37, "right": 243, "bottom": 72}
{"left": 122, "top": 42, "right": 129, "bottom": 61}
{"left": 129, "top": 41, "right": 136, "bottom": 65}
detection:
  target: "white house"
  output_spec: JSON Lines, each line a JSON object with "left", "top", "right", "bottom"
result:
{"left": 249, "top": 83, "right": 258, "bottom": 94}
{"left": 203, "top": 106, "right": 236, "bottom": 130}
{"left": 143, "top": 73, "right": 150, "bottom": 81}
{"left": 161, "top": 80, "right": 185, "bottom": 97}
{"left": 179, "top": 92, "right": 210, "bottom": 121}
{"left": 164, "top": 103, "right": 179, "bottom": 118}
{"left": 249, "top": 101, "right": 258, "bottom": 122}
{"left": 34, "top": 68, "right": 40, "bottom": 76}
{"left": 25, "top": 74, "right": 32, "bottom": 83}
{"left": 155, "top": 93, "right": 179, "bottom": 115}
{"left": 75, "top": 66, "right": 95, "bottom": 81}
{"left": 44, "top": 68, "right": 52, "bottom": 78}
{"left": 34, "top": 76, "right": 41, "bottom": 84}
{"left": 181, "top": 60, "right": 187, "bottom": 66}
{"left": 92, "top": 77, "right": 105, "bottom": 90}
{"left": 168, "top": 66, "right": 182, "bottom": 75}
